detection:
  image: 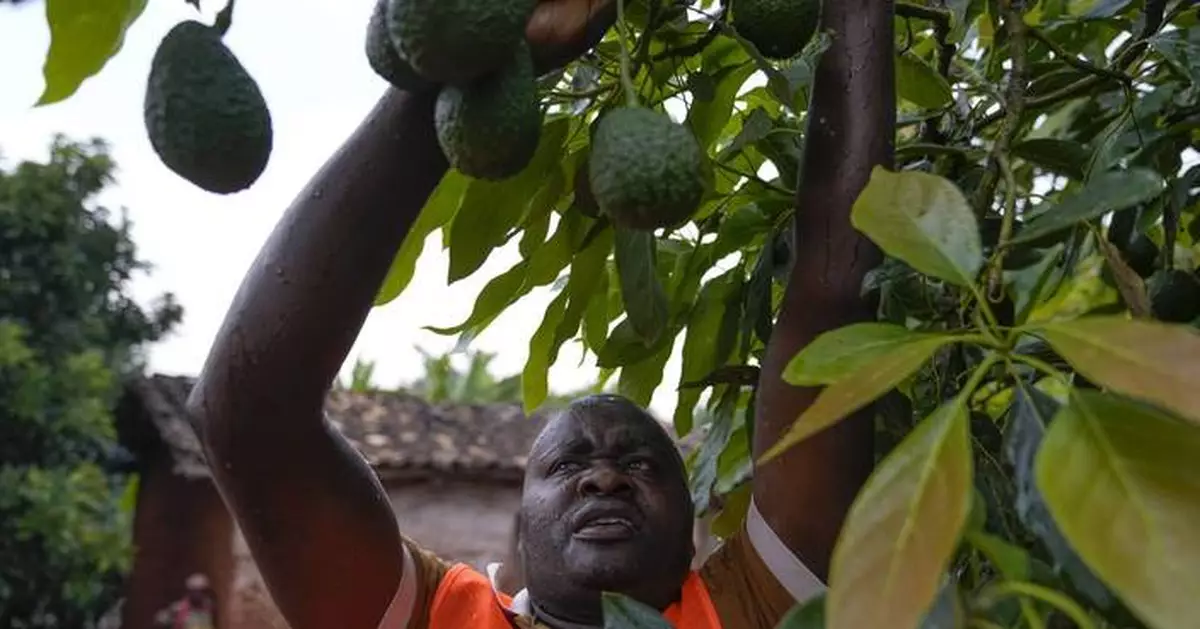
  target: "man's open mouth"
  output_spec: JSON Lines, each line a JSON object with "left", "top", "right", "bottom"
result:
{"left": 574, "top": 516, "right": 637, "bottom": 541}
{"left": 572, "top": 503, "right": 641, "bottom": 541}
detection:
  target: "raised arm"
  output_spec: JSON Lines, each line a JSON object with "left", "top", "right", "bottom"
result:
{"left": 186, "top": 87, "right": 448, "bottom": 629}
{"left": 185, "top": 4, "right": 615, "bottom": 628}
{"left": 752, "top": 0, "right": 896, "bottom": 581}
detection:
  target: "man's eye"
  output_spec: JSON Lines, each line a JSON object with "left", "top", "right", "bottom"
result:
{"left": 551, "top": 460, "right": 582, "bottom": 474}
{"left": 626, "top": 459, "right": 654, "bottom": 473}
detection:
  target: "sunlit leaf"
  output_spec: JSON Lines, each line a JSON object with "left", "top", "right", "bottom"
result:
{"left": 762, "top": 334, "right": 951, "bottom": 462}
{"left": 38, "top": 0, "right": 148, "bottom": 105}
{"left": 828, "top": 396, "right": 973, "bottom": 629}
{"left": 1036, "top": 390, "right": 1200, "bottom": 629}
{"left": 851, "top": 167, "right": 984, "bottom": 287}
{"left": 1014, "top": 169, "right": 1166, "bottom": 245}
{"left": 785, "top": 323, "right": 965, "bottom": 387}
{"left": 674, "top": 271, "right": 741, "bottom": 435}
{"left": 895, "top": 51, "right": 953, "bottom": 110}
{"left": 1037, "top": 316, "right": 1200, "bottom": 426}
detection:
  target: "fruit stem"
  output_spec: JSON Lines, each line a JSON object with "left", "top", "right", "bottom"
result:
{"left": 615, "top": 0, "right": 639, "bottom": 108}
{"left": 214, "top": 0, "right": 235, "bottom": 36}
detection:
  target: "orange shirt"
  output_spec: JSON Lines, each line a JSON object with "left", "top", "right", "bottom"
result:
{"left": 425, "top": 563, "right": 722, "bottom": 629}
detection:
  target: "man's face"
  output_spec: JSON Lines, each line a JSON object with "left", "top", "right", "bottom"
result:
{"left": 519, "top": 396, "right": 694, "bottom": 615}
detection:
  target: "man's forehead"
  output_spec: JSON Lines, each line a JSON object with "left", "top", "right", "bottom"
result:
{"left": 532, "top": 404, "right": 673, "bottom": 455}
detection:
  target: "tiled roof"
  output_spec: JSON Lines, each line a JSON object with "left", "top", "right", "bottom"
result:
{"left": 118, "top": 374, "right": 549, "bottom": 482}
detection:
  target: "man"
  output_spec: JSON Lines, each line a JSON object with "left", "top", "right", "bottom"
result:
{"left": 154, "top": 574, "right": 216, "bottom": 629}
{"left": 187, "top": 1, "right": 876, "bottom": 627}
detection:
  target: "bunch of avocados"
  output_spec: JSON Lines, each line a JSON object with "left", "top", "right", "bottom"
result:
{"left": 365, "top": 0, "right": 708, "bottom": 232}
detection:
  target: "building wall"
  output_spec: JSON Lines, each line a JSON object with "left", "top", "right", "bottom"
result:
{"left": 226, "top": 478, "right": 523, "bottom": 629}
{"left": 122, "top": 455, "right": 235, "bottom": 629}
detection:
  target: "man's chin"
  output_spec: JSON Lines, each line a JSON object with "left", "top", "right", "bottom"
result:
{"left": 562, "top": 542, "right": 646, "bottom": 589}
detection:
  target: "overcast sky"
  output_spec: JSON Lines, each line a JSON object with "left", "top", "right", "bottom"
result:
{"left": 0, "top": 0, "right": 686, "bottom": 415}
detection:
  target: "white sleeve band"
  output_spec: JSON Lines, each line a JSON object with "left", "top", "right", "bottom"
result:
{"left": 376, "top": 544, "right": 418, "bottom": 629}
{"left": 744, "top": 496, "right": 827, "bottom": 604}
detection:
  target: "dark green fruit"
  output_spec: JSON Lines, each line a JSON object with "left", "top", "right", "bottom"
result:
{"left": 589, "top": 107, "right": 706, "bottom": 231}
{"left": 365, "top": 0, "right": 430, "bottom": 92}
{"left": 387, "top": 0, "right": 537, "bottom": 85}
{"left": 1149, "top": 269, "right": 1200, "bottom": 323}
{"left": 435, "top": 45, "right": 542, "bottom": 181}
{"left": 144, "top": 20, "right": 272, "bottom": 194}
{"left": 732, "top": 0, "right": 821, "bottom": 59}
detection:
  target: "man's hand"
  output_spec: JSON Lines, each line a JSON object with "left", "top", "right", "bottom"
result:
{"left": 526, "top": 0, "right": 616, "bottom": 73}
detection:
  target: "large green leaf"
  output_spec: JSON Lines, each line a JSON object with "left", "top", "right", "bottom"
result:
{"left": 1036, "top": 317, "right": 1200, "bottom": 426}
{"left": 1013, "top": 168, "right": 1166, "bottom": 245}
{"left": 375, "top": 171, "right": 468, "bottom": 306}
{"left": 1010, "top": 138, "right": 1090, "bottom": 181}
{"left": 522, "top": 291, "right": 569, "bottom": 413}
{"left": 851, "top": 168, "right": 984, "bottom": 287}
{"left": 674, "top": 271, "right": 741, "bottom": 435}
{"left": 828, "top": 396, "right": 974, "bottom": 629}
{"left": 38, "top": 0, "right": 148, "bottom": 105}
{"left": 614, "top": 228, "right": 669, "bottom": 346}
{"left": 785, "top": 323, "right": 964, "bottom": 387}
{"left": 762, "top": 334, "right": 954, "bottom": 462}
{"left": 1035, "top": 390, "right": 1200, "bottom": 629}
{"left": 446, "top": 118, "right": 569, "bottom": 282}
{"left": 895, "top": 51, "right": 953, "bottom": 110}
{"left": 686, "top": 37, "right": 756, "bottom": 150}
{"left": 776, "top": 594, "right": 826, "bottom": 629}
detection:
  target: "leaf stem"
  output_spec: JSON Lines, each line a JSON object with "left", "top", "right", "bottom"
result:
{"left": 214, "top": 0, "right": 235, "bottom": 36}
{"left": 971, "top": 0, "right": 1027, "bottom": 218}
{"left": 977, "top": 581, "right": 1098, "bottom": 629}
{"left": 615, "top": 0, "right": 639, "bottom": 108}
{"left": 1007, "top": 353, "right": 1067, "bottom": 383}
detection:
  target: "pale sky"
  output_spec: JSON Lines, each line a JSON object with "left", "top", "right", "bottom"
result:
{"left": 0, "top": 0, "right": 686, "bottom": 416}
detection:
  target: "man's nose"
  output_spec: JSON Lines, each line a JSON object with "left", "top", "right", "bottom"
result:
{"left": 579, "top": 463, "right": 633, "bottom": 496}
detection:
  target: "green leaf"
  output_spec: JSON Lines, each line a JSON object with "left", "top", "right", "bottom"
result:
{"left": 602, "top": 592, "right": 673, "bottom": 629}
{"left": 375, "top": 171, "right": 468, "bottom": 305}
{"left": 763, "top": 333, "right": 953, "bottom": 462}
{"left": 1011, "top": 138, "right": 1090, "bottom": 180}
{"left": 776, "top": 594, "right": 827, "bottom": 629}
{"left": 38, "top": 0, "right": 148, "bottom": 105}
{"left": 617, "top": 334, "right": 676, "bottom": 407}
{"left": 522, "top": 291, "right": 569, "bottom": 413}
{"left": 523, "top": 229, "right": 614, "bottom": 412}
{"left": 1013, "top": 168, "right": 1166, "bottom": 245}
{"left": 686, "top": 38, "right": 756, "bottom": 150}
{"left": 674, "top": 272, "right": 741, "bottom": 435}
{"left": 614, "top": 229, "right": 669, "bottom": 346}
{"left": 1035, "top": 390, "right": 1200, "bottom": 629}
{"left": 446, "top": 118, "right": 569, "bottom": 282}
{"left": 1002, "top": 244, "right": 1064, "bottom": 325}
{"left": 895, "top": 51, "right": 953, "bottom": 110}
{"left": 1036, "top": 316, "right": 1200, "bottom": 426}
{"left": 785, "top": 323, "right": 964, "bottom": 387}
{"left": 851, "top": 167, "right": 984, "bottom": 287}
{"left": 688, "top": 386, "right": 740, "bottom": 513}
{"left": 966, "top": 532, "right": 1030, "bottom": 580}
{"left": 828, "top": 396, "right": 973, "bottom": 629}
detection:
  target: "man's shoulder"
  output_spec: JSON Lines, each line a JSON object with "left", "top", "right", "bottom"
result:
{"left": 699, "top": 501, "right": 826, "bottom": 629}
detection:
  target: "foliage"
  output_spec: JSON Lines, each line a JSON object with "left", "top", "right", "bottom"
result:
{"left": 28, "top": 0, "right": 1200, "bottom": 628}
{"left": 0, "top": 136, "right": 182, "bottom": 628}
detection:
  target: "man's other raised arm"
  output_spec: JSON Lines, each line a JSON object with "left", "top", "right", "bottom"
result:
{"left": 186, "top": 88, "right": 447, "bottom": 629}
{"left": 752, "top": 0, "right": 896, "bottom": 581}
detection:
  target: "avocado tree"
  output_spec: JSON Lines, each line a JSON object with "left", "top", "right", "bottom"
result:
{"left": 27, "top": 0, "right": 1200, "bottom": 628}
{"left": 0, "top": 136, "right": 183, "bottom": 628}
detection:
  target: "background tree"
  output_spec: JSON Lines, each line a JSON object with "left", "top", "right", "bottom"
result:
{"left": 22, "top": 0, "right": 1200, "bottom": 628}
{"left": 0, "top": 136, "right": 182, "bottom": 628}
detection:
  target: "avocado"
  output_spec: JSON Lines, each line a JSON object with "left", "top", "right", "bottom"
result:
{"left": 365, "top": 0, "right": 430, "bottom": 92}
{"left": 144, "top": 20, "right": 272, "bottom": 194}
{"left": 387, "top": 0, "right": 537, "bottom": 85}
{"left": 1149, "top": 269, "right": 1200, "bottom": 323}
{"left": 732, "top": 0, "right": 822, "bottom": 59}
{"left": 588, "top": 107, "right": 706, "bottom": 231}
{"left": 435, "top": 44, "right": 542, "bottom": 180}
